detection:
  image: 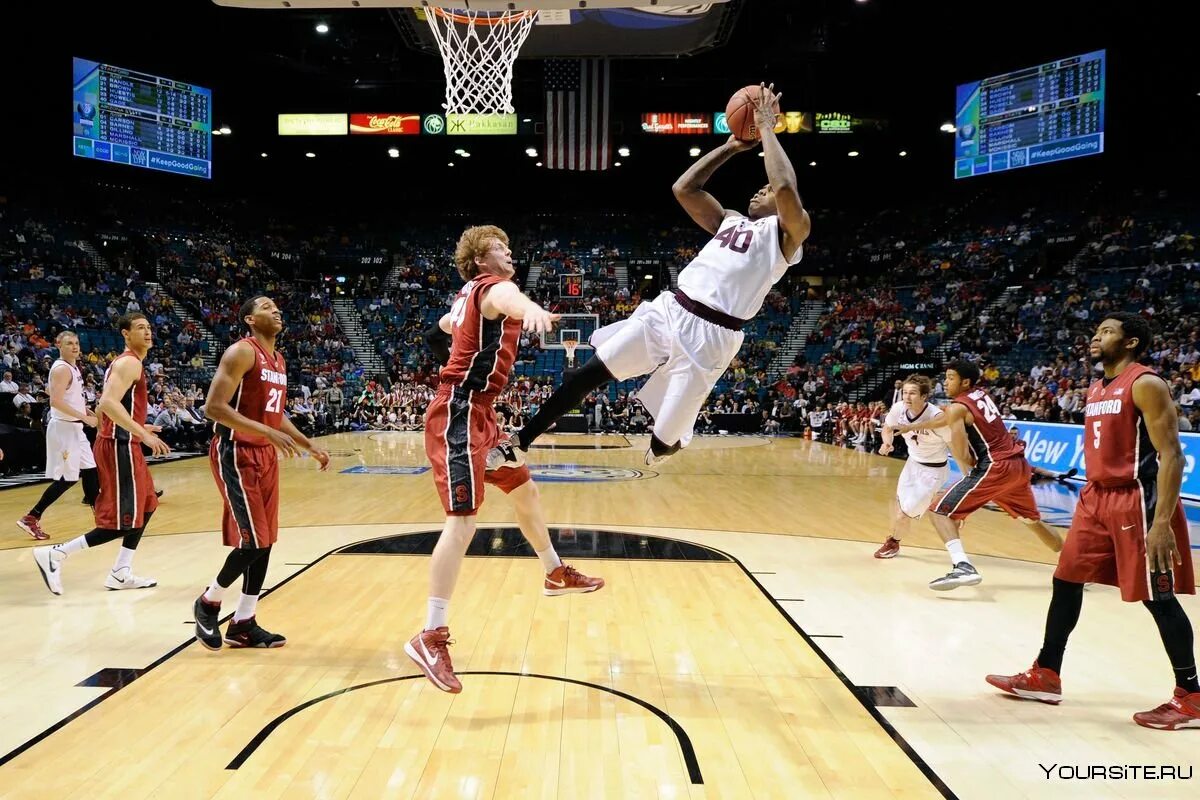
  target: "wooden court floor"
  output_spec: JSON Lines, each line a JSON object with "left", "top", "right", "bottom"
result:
{"left": 0, "top": 433, "right": 1196, "bottom": 799}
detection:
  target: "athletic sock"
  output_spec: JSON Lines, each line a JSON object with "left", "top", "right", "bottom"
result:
{"left": 56, "top": 535, "right": 90, "bottom": 558}
{"left": 203, "top": 581, "right": 228, "bottom": 605}
{"left": 112, "top": 546, "right": 136, "bottom": 572}
{"left": 536, "top": 546, "right": 563, "bottom": 573}
{"left": 233, "top": 593, "right": 259, "bottom": 623}
{"left": 426, "top": 596, "right": 449, "bottom": 631}
{"left": 945, "top": 538, "right": 971, "bottom": 566}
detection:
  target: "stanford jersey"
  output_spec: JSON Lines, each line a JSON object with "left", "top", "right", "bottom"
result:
{"left": 1083, "top": 363, "right": 1160, "bottom": 487}
{"left": 953, "top": 388, "right": 1026, "bottom": 465}
{"left": 99, "top": 352, "right": 148, "bottom": 443}
{"left": 215, "top": 337, "right": 287, "bottom": 446}
{"left": 439, "top": 275, "right": 521, "bottom": 396}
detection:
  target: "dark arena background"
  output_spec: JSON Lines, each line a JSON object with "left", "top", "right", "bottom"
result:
{"left": 0, "top": 2, "right": 1198, "bottom": 798}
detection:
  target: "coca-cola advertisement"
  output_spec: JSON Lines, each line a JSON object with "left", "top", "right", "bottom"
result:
{"left": 349, "top": 113, "right": 421, "bottom": 135}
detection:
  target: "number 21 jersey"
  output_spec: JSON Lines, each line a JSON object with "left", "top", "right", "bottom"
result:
{"left": 214, "top": 336, "right": 287, "bottom": 446}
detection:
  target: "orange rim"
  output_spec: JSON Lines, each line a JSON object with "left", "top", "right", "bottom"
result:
{"left": 429, "top": 7, "right": 536, "bottom": 26}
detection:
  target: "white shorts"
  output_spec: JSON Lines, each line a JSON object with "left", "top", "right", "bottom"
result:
{"left": 896, "top": 458, "right": 950, "bottom": 519}
{"left": 592, "top": 291, "right": 743, "bottom": 449}
{"left": 45, "top": 418, "right": 96, "bottom": 482}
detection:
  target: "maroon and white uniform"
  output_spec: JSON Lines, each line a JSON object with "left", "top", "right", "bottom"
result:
{"left": 94, "top": 351, "right": 158, "bottom": 530}
{"left": 932, "top": 387, "right": 1040, "bottom": 521}
{"left": 1055, "top": 364, "right": 1194, "bottom": 601}
{"left": 426, "top": 275, "right": 530, "bottom": 515}
{"left": 209, "top": 337, "right": 287, "bottom": 548}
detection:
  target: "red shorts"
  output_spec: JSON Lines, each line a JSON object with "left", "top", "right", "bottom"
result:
{"left": 210, "top": 437, "right": 280, "bottom": 549}
{"left": 425, "top": 386, "right": 531, "bottom": 515}
{"left": 93, "top": 437, "right": 158, "bottom": 530}
{"left": 932, "top": 456, "right": 1040, "bottom": 521}
{"left": 1055, "top": 483, "right": 1195, "bottom": 602}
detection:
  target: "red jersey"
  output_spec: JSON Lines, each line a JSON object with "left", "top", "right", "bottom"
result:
{"left": 1084, "top": 363, "right": 1161, "bottom": 487}
{"left": 215, "top": 337, "right": 288, "bottom": 447}
{"left": 953, "top": 388, "right": 1026, "bottom": 465}
{"left": 99, "top": 351, "right": 148, "bottom": 443}
{"left": 439, "top": 275, "right": 521, "bottom": 396}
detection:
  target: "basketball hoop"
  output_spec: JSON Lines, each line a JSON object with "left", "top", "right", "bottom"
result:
{"left": 424, "top": 7, "right": 539, "bottom": 115}
{"left": 561, "top": 333, "right": 580, "bottom": 368}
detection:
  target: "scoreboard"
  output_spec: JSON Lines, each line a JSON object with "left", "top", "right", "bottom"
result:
{"left": 72, "top": 58, "right": 212, "bottom": 179}
{"left": 954, "top": 50, "right": 1104, "bottom": 179}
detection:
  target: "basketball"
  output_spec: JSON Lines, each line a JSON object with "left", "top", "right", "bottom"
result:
{"left": 725, "top": 84, "right": 779, "bottom": 142}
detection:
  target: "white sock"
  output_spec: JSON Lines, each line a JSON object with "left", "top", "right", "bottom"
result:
{"left": 536, "top": 546, "right": 563, "bottom": 573}
{"left": 426, "top": 596, "right": 449, "bottom": 631}
{"left": 233, "top": 593, "right": 259, "bottom": 623}
{"left": 203, "top": 581, "right": 228, "bottom": 605}
{"left": 946, "top": 538, "right": 971, "bottom": 566}
{"left": 55, "top": 536, "right": 89, "bottom": 558}
{"left": 112, "top": 547, "right": 136, "bottom": 573}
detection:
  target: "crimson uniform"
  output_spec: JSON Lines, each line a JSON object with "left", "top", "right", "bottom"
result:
{"left": 426, "top": 275, "right": 530, "bottom": 514}
{"left": 94, "top": 352, "right": 159, "bottom": 530}
{"left": 933, "top": 387, "right": 1040, "bottom": 521}
{"left": 209, "top": 337, "right": 287, "bottom": 548}
{"left": 1055, "top": 364, "right": 1194, "bottom": 602}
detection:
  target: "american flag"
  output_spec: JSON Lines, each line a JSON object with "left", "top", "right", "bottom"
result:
{"left": 544, "top": 58, "right": 611, "bottom": 171}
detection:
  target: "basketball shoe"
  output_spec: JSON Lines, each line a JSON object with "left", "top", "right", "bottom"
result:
{"left": 1133, "top": 688, "right": 1200, "bottom": 730}
{"left": 985, "top": 662, "right": 1063, "bottom": 704}
{"left": 874, "top": 536, "right": 901, "bottom": 559}
{"left": 405, "top": 627, "right": 461, "bottom": 693}
{"left": 485, "top": 433, "right": 527, "bottom": 471}
{"left": 17, "top": 515, "right": 49, "bottom": 541}
{"left": 929, "top": 562, "right": 981, "bottom": 591}
{"left": 105, "top": 566, "right": 157, "bottom": 590}
{"left": 224, "top": 617, "right": 286, "bottom": 648}
{"left": 193, "top": 595, "right": 223, "bottom": 651}
{"left": 32, "top": 545, "right": 65, "bottom": 595}
{"left": 544, "top": 564, "right": 605, "bottom": 596}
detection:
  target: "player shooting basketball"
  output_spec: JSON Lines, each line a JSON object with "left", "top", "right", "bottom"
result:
{"left": 488, "top": 83, "right": 810, "bottom": 470}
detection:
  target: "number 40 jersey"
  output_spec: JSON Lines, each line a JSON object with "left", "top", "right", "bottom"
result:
{"left": 676, "top": 212, "right": 803, "bottom": 321}
{"left": 954, "top": 387, "right": 1026, "bottom": 466}
{"left": 214, "top": 336, "right": 288, "bottom": 446}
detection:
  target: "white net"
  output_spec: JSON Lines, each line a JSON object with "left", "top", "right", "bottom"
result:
{"left": 424, "top": 8, "right": 539, "bottom": 115}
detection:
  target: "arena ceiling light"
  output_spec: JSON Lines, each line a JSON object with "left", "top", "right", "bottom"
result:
{"left": 848, "top": 150, "right": 860, "bottom": 157}
{"left": 525, "top": 147, "right": 538, "bottom": 157}
{"left": 260, "top": 152, "right": 268, "bottom": 158}
{"left": 809, "top": 161, "right": 817, "bottom": 166}
{"left": 315, "top": 22, "right": 329, "bottom": 34}
{"left": 305, "top": 152, "right": 316, "bottom": 158}
{"left": 688, "top": 146, "right": 701, "bottom": 157}
{"left": 614, "top": 161, "right": 622, "bottom": 167}
{"left": 218, "top": 125, "right": 232, "bottom": 135}
{"left": 758, "top": 152, "right": 765, "bottom": 157}
{"left": 536, "top": 161, "right": 543, "bottom": 167}
{"left": 617, "top": 147, "right": 630, "bottom": 157}
{"left": 899, "top": 150, "right": 908, "bottom": 157}
{"left": 448, "top": 161, "right": 455, "bottom": 167}
{"left": 940, "top": 122, "right": 956, "bottom": 133}
{"left": 387, "top": 148, "right": 400, "bottom": 158}
{"left": 459, "top": 151, "right": 471, "bottom": 158}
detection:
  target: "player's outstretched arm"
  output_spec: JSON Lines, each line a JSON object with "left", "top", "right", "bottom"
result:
{"left": 205, "top": 342, "right": 299, "bottom": 456}
{"left": 753, "top": 83, "right": 811, "bottom": 255}
{"left": 1134, "top": 373, "right": 1185, "bottom": 572}
{"left": 671, "top": 137, "right": 755, "bottom": 234}
{"left": 480, "top": 282, "right": 560, "bottom": 335}
{"left": 99, "top": 357, "right": 170, "bottom": 455}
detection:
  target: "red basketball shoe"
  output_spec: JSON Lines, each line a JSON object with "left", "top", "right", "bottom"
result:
{"left": 544, "top": 564, "right": 605, "bottom": 596}
{"left": 874, "top": 536, "right": 901, "bottom": 559}
{"left": 18, "top": 515, "right": 49, "bottom": 541}
{"left": 405, "top": 627, "right": 461, "bottom": 694}
{"left": 985, "top": 662, "right": 1063, "bottom": 704}
{"left": 1133, "top": 688, "right": 1200, "bottom": 731}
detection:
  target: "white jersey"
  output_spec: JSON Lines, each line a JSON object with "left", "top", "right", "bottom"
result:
{"left": 49, "top": 359, "right": 84, "bottom": 422}
{"left": 676, "top": 212, "right": 802, "bottom": 320}
{"left": 884, "top": 401, "right": 951, "bottom": 463}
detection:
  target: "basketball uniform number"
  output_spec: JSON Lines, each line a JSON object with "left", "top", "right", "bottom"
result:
{"left": 266, "top": 388, "right": 283, "bottom": 414}
{"left": 713, "top": 226, "right": 754, "bottom": 254}
{"left": 1092, "top": 420, "right": 1101, "bottom": 449}
{"left": 975, "top": 394, "right": 1000, "bottom": 423}
{"left": 448, "top": 296, "right": 468, "bottom": 329}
